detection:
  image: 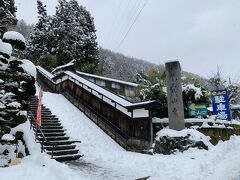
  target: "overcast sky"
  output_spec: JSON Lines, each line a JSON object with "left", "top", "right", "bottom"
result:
{"left": 15, "top": 0, "right": 240, "bottom": 80}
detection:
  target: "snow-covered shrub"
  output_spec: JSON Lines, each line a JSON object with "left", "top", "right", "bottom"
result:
{"left": 0, "top": 40, "right": 12, "bottom": 70}
{"left": 182, "top": 84, "right": 210, "bottom": 118}
{"left": 0, "top": 31, "right": 36, "bottom": 134}
{"left": 141, "top": 83, "right": 168, "bottom": 118}
{"left": 2, "top": 31, "right": 26, "bottom": 50}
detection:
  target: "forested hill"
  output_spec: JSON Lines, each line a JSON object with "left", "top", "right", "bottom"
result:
{"left": 99, "top": 47, "right": 156, "bottom": 82}
{"left": 99, "top": 48, "right": 206, "bottom": 84}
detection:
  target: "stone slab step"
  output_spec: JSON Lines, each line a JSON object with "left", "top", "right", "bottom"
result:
{"left": 38, "top": 136, "right": 70, "bottom": 141}
{"left": 47, "top": 149, "right": 79, "bottom": 156}
{"left": 42, "top": 140, "right": 76, "bottom": 146}
{"left": 40, "top": 129, "right": 65, "bottom": 133}
{"left": 53, "top": 154, "right": 82, "bottom": 162}
{"left": 32, "top": 120, "right": 61, "bottom": 123}
{"left": 29, "top": 109, "right": 51, "bottom": 112}
{"left": 37, "top": 132, "right": 66, "bottom": 137}
{"left": 33, "top": 125, "right": 63, "bottom": 129}
{"left": 44, "top": 144, "right": 76, "bottom": 151}
{"left": 32, "top": 123, "right": 62, "bottom": 127}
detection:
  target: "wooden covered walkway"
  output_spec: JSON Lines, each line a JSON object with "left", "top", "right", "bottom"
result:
{"left": 36, "top": 66, "right": 159, "bottom": 151}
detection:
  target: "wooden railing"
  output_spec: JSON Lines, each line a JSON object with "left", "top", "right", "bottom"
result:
{"left": 36, "top": 66, "right": 153, "bottom": 151}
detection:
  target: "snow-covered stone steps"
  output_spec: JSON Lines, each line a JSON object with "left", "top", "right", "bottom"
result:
{"left": 37, "top": 132, "right": 66, "bottom": 137}
{"left": 29, "top": 105, "right": 50, "bottom": 110}
{"left": 33, "top": 119, "right": 60, "bottom": 123}
{"left": 37, "top": 136, "right": 70, "bottom": 141}
{"left": 32, "top": 122, "right": 62, "bottom": 126}
{"left": 44, "top": 144, "right": 76, "bottom": 151}
{"left": 52, "top": 154, "right": 83, "bottom": 162}
{"left": 29, "top": 96, "right": 82, "bottom": 162}
{"left": 42, "top": 140, "right": 77, "bottom": 146}
{"left": 40, "top": 128, "right": 66, "bottom": 133}
{"left": 47, "top": 149, "right": 79, "bottom": 156}
{"left": 32, "top": 115, "right": 58, "bottom": 119}
{"left": 34, "top": 125, "right": 63, "bottom": 129}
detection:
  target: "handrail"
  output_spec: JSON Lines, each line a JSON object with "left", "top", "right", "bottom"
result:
{"left": 28, "top": 110, "right": 57, "bottom": 157}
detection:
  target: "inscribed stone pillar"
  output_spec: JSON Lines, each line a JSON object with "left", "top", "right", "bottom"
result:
{"left": 165, "top": 61, "right": 185, "bottom": 130}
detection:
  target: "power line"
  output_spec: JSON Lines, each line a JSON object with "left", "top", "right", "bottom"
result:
{"left": 116, "top": 0, "right": 150, "bottom": 50}
{"left": 114, "top": 0, "right": 143, "bottom": 48}
{"left": 106, "top": 0, "right": 125, "bottom": 47}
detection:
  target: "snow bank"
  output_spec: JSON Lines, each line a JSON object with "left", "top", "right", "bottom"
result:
{"left": 1, "top": 120, "right": 88, "bottom": 180}
{"left": 3, "top": 31, "right": 26, "bottom": 44}
{"left": 156, "top": 128, "right": 212, "bottom": 147}
{"left": 20, "top": 59, "right": 36, "bottom": 79}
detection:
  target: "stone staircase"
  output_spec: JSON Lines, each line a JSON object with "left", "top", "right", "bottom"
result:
{"left": 28, "top": 97, "right": 82, "bottom": 162}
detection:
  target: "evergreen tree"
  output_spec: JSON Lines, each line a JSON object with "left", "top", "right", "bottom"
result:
{"left": 52, "top": 0, "right": 99, "bottom": 73}
{"left": 0, "top": 0, "right": 17, "bottom": 36}
{"left": 0, "top": 31, "right": 35, "bottom": 134}
{"left": 27, "top": 0, "right": 51, "bottom": 63}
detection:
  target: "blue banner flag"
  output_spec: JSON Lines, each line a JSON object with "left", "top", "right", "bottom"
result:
{"left": 211, "top": 89, "right": 231, "bottom": 121}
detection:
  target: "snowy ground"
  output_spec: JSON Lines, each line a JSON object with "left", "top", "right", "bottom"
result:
{"left": 2, "top": 91, "right": 240, "bottom": 180}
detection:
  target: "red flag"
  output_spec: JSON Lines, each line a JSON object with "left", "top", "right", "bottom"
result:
{"left": 36, "top": 87, "right": 43, "bottom": 129}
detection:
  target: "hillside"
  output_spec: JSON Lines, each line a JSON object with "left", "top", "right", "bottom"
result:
{"left": 99, "top": 48, "right": 207, "bottom": 86}
{"left": 99, "top": 48, "right": 156, "bottom": 82}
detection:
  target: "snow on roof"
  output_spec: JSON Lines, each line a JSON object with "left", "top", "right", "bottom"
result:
{"left": 36, "top": 66, "right": 54, "bottom": 79}
{"left": 3, "top": 31, "right": 26, "bottom": 44}
{"left": 51, "top": 60, "right": 76, "bottom": 74}
{"left": 0, "top": 40, "right": 12, "bottom": 57}
{"left": 66, "top": 71, "right": 152, "bottom": 107}
{"left": 76, "top": 71, "right": 139, "bottom": 87}
{"left": 20, "top": 59, "right": 36, "bottom": 79}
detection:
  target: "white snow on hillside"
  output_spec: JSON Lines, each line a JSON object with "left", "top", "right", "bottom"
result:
{"left": 2, "top": 89, "right": 240, "bottom": 179}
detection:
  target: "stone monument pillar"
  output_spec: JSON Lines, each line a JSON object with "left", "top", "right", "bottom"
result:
{"left": 165, "top": 61, "right": 185, "bottom": 130}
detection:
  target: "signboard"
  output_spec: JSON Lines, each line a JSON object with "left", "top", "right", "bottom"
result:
{"left": 188, "top": 103, "right": 208, "bottom": 117}
{"left": 36, "top": 87, "right": 43, "bottom": 128}
{"left": 211, "top": 89, "right": 231, "bottom": 121}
